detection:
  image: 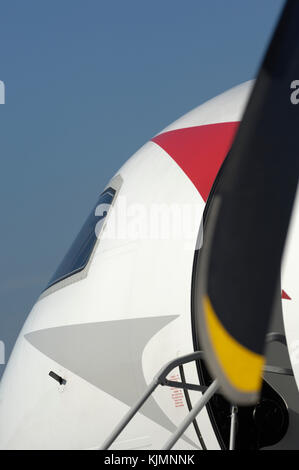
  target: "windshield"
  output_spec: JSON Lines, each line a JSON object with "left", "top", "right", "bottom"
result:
{"left": 46, "top": 187, "right": 116, "bottom": 289}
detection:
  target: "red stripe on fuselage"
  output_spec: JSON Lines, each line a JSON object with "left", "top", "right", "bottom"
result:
{"left": 152, "top": 122, "right": 239, "bottom": 201}
{"left": 282, "top": 289, "right": 291, "bottom": 300}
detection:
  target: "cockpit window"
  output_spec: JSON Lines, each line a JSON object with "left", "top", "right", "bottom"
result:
{"left": 46, "top": 187, "right": 116, "bottom": 289}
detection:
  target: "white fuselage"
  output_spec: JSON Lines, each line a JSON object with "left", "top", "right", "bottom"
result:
{"left": 1, "top": 80, "right": 298, "bottom": 450}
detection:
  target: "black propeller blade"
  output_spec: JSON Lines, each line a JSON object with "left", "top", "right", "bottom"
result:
{"left": 194, "top": 0, "right": 299, "bottom": 405}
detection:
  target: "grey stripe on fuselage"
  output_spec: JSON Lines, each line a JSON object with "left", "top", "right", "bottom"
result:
{"left": 25, "top": 316, "right": 200, "bottom": 449}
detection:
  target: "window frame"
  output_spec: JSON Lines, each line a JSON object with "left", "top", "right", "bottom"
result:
{"left": 40, "top": 174, "right": 123, "bottom": 299}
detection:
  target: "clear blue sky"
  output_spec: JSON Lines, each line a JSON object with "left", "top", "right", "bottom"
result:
{"left": 0, "top": 0, "right": 285, "bottom": 376}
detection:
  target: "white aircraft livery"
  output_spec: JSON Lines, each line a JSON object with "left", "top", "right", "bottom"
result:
{"left": 0, "top": 0, "right": 299, "bottom": 450}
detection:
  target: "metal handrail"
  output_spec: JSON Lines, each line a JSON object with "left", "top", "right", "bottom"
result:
{"left": 99, "top": 350, "right": 219, "bottom": 450}
{"left": 100, "top": 332, "right": 293, "bottom": 451}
